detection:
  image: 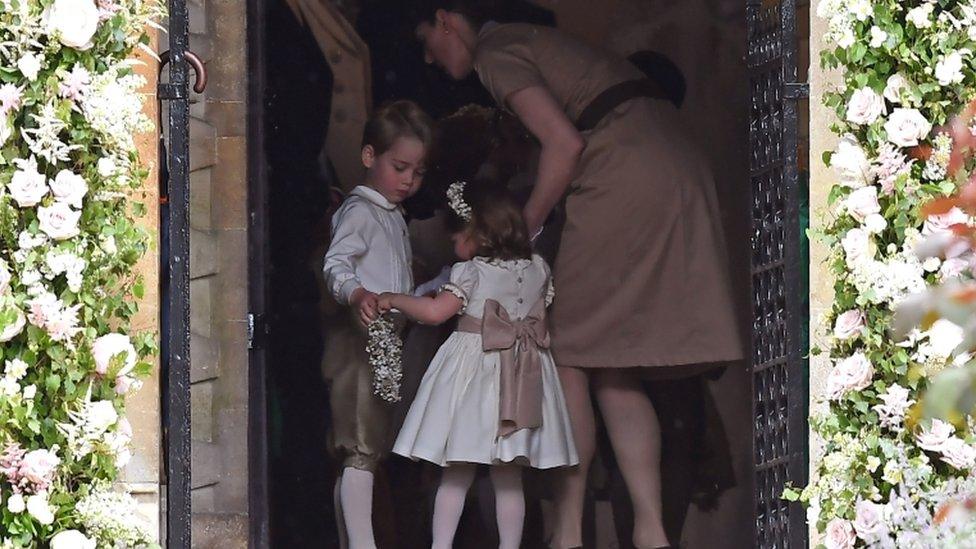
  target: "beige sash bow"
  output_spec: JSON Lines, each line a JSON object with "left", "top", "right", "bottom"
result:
{"left": 457, "top": 298, "right": 549, "bottom": 437}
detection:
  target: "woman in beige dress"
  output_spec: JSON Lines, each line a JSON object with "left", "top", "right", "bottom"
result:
{"left": 410, "top": 2, "right": 743, "bottom": 547}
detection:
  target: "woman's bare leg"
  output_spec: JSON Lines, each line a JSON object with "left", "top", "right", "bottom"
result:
{"left": 593, "top": 369, "right": 668, "bottom": 548}
{"left": 551, "top": 366, "right": 595, "bottom": 548}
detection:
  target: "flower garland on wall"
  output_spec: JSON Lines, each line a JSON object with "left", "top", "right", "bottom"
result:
{"left": 797, "top": 0, "right": 976, "bottom": 546}
{"left": 0, "top": 0, "right": 163, "bottom": 546}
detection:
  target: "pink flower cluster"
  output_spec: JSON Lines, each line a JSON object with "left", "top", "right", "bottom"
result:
{"left": 0, "top": 444, "right": 59, "bottom": 495}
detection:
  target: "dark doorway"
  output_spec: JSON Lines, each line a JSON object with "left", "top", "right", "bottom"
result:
{"left": 245, "top": 0, "right": 808, "bottom": 546}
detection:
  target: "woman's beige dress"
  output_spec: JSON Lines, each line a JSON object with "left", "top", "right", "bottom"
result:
{"left": 474, "top": 23, "right": 743, "bottom": 370}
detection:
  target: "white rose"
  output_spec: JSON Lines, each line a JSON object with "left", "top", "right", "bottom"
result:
{"left": 50, "top": 530, "right": 96, "bottom": 549}
{"left": 46, "top": 0, "right": 100, "bottom": 50}
{"left": 22, "top": 384, "right": 36, "bottom": 400}
{"left": 940, "top": 437, "right": 976, "bottom": 469}
{"left": 92, "top": 333, "right": 137, "bottom": 376}
{"left": 853, "top": 500, "right": 887, "bottom": 543}
{"left": 6, "top": 494, "right": 25, "bottom": 514}
{"left": 825, "top": 518, "right": 856, "bottom": 549}
{"left": 21, "top": 449, "right": 60, "bottom": 486}
{"left": 883, "top": 74, "right": 911, "bottom": 104}
{"left": 845, "top": 186, "right": 881, "bottom": 221}
{"left": 885, "top": 108, "right": 932, "bottom": 147}
{"left": 26, "top": 493, "right": 54, "bottom": 525}
{"left": 37, "top": 202, "right": 81, "bottom": 241}
{"left": 837, "top": 28, "right": 856, "bottom": 50}
{"left": 842, "top": 228, "right": 873, "bottom": 265}
{"left": 834, "top": 310, "right": 865, "bottom": 340}
{"left": 923, "top": 207, "right": 971, "bottom": 237}
{"left": 16, "top": 53, "right": 42, "bottom": 82}
{"left": 8, "top": 161, "right": 48, "bottom": 208}
{"left": 5, "top": 358, "right": 28, "bottom": 381}
{"left": 907, "top": 3, "right": 934, "bottom": 29}
{"left": 846, "top": 87, "right": 886, "bottom": 125}
{"left": 0, "top": 305, "right": 26, "bottom": 343}
{"left": 927, "top": 319, "right": 964, "bottom": 359}
{"left": 864, "top": 214, "right": 888, "bottom": 234}
{"left": 49, "top": 170, "right": 88, "bottom": 208}
{"left": 869, "top": 26, "right": 887, "bottom": 48}
{"left": 87, "top": 400, "right": 118, "bottom": 433}
{"left": 917, "top": 419, "right": 955, "bottom": 452}
{"left": 922, "top": 256, "right": 941, "bottom": 272}
{"left": 830, "top": 135, "right": 872, "bottom": 188}
{"left": 848, "top": 0, "right": 872, "bottom": 21}
{"left": 936, "top": 52, "right": 966, "bottom": 87}
{"left": 827, "top": 352, "right": 875, "bottom": 400}
{"left": 96, "top": 156, "right": 117, "bottom": 177}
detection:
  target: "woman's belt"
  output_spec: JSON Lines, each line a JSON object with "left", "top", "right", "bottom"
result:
{"left": 575, "top": 78, "right": 669, "bottom": 132}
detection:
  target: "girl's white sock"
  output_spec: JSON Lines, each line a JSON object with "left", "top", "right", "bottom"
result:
{"left": 490, "top": 465, "right": 525, "bottom": 549}
{"left": 432, "top": 464, "right": 477, "bottom": 549}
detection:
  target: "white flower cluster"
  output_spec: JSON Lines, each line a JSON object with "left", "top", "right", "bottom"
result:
{"left": 366, "top": 315, "right": 404, "bottom": 403}
{"left": 81, "top": 66, "right": 152, "bottom": 153}
{"left": 26, "top": 291, "right": 81, "bottom": 343}
{"left": 922, "top": 133, "right": 954, "bottom": 182}
{"left": 817, "top": 0, "right": 873, "bottom": 49}
{"left": 58, "top": 398, "right": 133, "bottom": 468}
{"left": 446, "top": 180, "right": 473, "bottom": 222}
{"left": 844, "top": 239, "right": 927, "bottom": 307}
{"left": 75, "top": 484, "right": 154, "bottom": 547}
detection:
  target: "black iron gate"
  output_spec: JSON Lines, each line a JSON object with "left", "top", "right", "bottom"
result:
{"left": 159, "top": 0, "right": 204, "bottom": 545}
{"left": 747, "top": 0, "right": 808, "bottom": 546}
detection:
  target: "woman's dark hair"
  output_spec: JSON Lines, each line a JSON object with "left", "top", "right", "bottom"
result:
{"left": 407, "top": 0, "right": 500, "bottom": 30}
{"left": 362, "top": 99, "right": 434, "bottom": 154}
{"left": 446, "top": 181, "right": 532, "bottom": 261}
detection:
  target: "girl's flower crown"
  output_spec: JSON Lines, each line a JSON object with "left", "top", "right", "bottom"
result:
{"left": 447, "top": 180, "right": 473, "bottom": 222}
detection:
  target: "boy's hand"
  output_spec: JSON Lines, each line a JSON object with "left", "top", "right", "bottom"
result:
{"left": 350, "top": 288, "right": 380, "bottom": 327}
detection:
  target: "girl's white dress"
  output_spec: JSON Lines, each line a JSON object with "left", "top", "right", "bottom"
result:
{"left": 393, "top": 255, "right": 579, "bottom": 469}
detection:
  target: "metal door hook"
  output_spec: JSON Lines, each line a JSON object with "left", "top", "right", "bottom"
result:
{"left": 159, "top": 50, "right": 207, "bottom": 94}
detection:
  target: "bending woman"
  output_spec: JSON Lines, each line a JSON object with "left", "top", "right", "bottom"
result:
{"left": 409, "top": 2, "right": 743, "bottom": 547}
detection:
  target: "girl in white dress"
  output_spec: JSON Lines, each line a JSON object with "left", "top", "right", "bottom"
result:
{"left": 378, "top": 181, "right": 578, "bottom": 549}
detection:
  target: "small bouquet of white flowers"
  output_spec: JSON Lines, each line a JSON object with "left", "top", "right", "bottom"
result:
{"left": 367, "top": 314, "right": 403, "bottom": 403}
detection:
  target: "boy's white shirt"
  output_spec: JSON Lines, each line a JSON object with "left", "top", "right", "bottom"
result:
{"left": 323, "top": 185, "right": 413, "bottom": 304}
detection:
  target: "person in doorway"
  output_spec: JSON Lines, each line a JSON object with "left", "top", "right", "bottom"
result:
{"left": 408, "top": 2, "right": 743, "bottom": 547}
{"left": 322, "top": 99, "right": 432, "bottom": 548}
{"left": 379, "top": 181, "right": 578, "bottom": 549}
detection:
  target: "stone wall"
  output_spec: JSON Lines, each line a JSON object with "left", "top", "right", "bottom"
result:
{"left": 169, "top": 0, "right": 251, "bottom": 545}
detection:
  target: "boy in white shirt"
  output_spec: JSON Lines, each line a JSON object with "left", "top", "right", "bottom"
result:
{"left": 322, "top": 100, "right": 432, "bottom": 548}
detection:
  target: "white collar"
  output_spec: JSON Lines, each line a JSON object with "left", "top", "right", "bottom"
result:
{"left": 351, "top": 185, "right": 398, "bottom": 211}
{"left": 475, "top": 256, "right": 532, "bottom": 270}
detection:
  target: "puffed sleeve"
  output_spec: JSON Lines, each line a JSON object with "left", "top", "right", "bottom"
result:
{"left": 323, "top": 201, "right": 370, "bottom": 305}
{"left": 474, "top": 30, "right": 546, "bottom": 107}
{"left": 440, "top": 261, "right": 478, "bottom": 314}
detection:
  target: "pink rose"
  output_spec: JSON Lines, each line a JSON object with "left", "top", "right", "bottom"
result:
{"left": 19, "top": 449, "right": 59, "bottom": 491}
{"left": 853, "top": 500, "right": 887, "bottom": 543}
{"left": 826, "top": 352, "right": 875, "bottom": 400}
{"left": 846, "top": 87, "right": 886, "bottom": 125}
{"left": 845, "top": 186, "right": 881, "bottom": 222}
{"left": 37, "top": 202, "right": 81, "bottom": 241}
{"left": 940, "top": 437, "right": 976, "bottom": 469}
{"left": 834, "top": 310, "right": 865, "bottom": 340}
{"left": 48, "top": 169, "right": 88, "bottom": 208}
{"left": 885, "top": 108, "right": 932, "bottom": 147}
{"left": 917, "top": 419, "right": 955, "bottom": 452}
{"left": 92, "top": 333, "right": 136, "bottom": 376}
{"left": 825, "top": 518, "right": 856, "bottom": 549}
{"left": 922, "top": 207, "right": 970, "bottom": 236}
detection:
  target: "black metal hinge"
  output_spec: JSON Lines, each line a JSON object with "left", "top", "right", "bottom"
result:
{"left": 247, "top": 312, "right": 269, "bottom": 350}
{"left": 784, "top": 82, "right": 810, "bottom": 99}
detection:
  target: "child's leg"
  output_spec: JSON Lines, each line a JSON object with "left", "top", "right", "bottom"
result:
{"left": 334, "top": 472, "right": 349, "bottom": 549}
{"left": 340, "top": 467, "right": 377, "bottom": 549}
{"left": 432, "top": 464, "right": 477, "bottom": 549}
{"left": 489, "top": 464, "right": 525, "bottom": 549}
